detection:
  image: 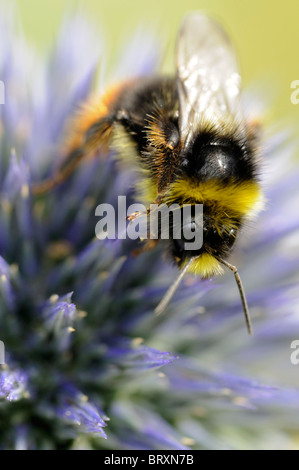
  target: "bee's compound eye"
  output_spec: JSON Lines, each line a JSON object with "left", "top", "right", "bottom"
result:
{"left": 167, "top": 127, "right": 180, "bottom": 149}
{"left": 163, "top": 122, "right": 180, "bottom": 150}
{"left": 180, "top": 216, "right": 202, "bottom": 243}
{"left": 190, "top": 221, "right": 197, "bottom": 231}
{"left": 227, "top": 228, "right": 238, "bottom": 245}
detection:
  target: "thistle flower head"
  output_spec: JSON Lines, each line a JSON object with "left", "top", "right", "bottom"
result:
{"left": 0, "top": 8, "right": 299, "bottom": 450}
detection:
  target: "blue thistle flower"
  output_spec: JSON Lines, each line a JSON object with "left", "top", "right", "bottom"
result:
{"left": 1, "top": 7, "right": 299, "bottom": 450}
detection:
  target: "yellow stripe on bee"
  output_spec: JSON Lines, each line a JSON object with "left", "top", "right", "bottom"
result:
{"left": 164, "top": 178, "right": 264, "bottom": 217}
{"left": 183, "top": 253, "right": 223, "bottom": 278}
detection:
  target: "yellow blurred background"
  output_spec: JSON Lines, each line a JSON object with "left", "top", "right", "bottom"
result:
{"left": 14, "top": 0, "right": 299, "bottom": 125}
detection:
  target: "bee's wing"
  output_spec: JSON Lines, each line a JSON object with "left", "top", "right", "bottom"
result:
{"left": 176, "top": 13, "right": 243, "bottom": 146}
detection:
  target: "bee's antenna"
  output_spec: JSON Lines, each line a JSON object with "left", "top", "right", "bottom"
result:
{"left": 155, "top": 257, "right": 195, "bottom": 316}
{"left": 217, "top": 258, "right": 253, "bottom": 335}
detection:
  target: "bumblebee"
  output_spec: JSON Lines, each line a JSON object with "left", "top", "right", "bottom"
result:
{"left": 33, "top": 13, "right": 264, "bottom": 334}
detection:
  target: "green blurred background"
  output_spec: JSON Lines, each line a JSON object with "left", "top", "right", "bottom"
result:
{"left": 14, "top": 0, "right": 299, "bottom": 124}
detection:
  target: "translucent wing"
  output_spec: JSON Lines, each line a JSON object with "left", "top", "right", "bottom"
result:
{"left": 176, "top": 12, "right": 243, "bottom": 146}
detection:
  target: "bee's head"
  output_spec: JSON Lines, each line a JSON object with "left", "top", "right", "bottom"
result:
{"left": 161, "top": 161, "right": 263, "bottom": 278}
{"left": 170, "top": 206, "right": 240, "bottom": 277}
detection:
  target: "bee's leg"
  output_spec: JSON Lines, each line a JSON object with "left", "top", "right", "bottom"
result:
{"left": 127, "top": 196, "right": 165, "bottom": 256}
{"left": 126, "top": 208, "right": 150, "bottom": 222}
{"left": 32, "top": 147, "right": 84, "bottom": 195}
{"left": 32, "top": 117, "right": 114, "bottom": 196}
{"left": 131, "top": 239, "right": 159, "bottom": 257}
{"left": 126, "top": 194, "right": 165, "bottom": 222}
{"left": 218, "top": 258, "right": 253, "bottom": 335}
{"left": 31, "top": 82, "right": 129, "bottom": 196}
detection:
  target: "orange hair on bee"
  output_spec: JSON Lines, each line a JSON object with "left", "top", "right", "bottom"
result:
{"left": 144, "top": 106, "right": 180, "bottom": 193}
{"left": 64, "top": 83, "right": 126, "bottom": 155}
